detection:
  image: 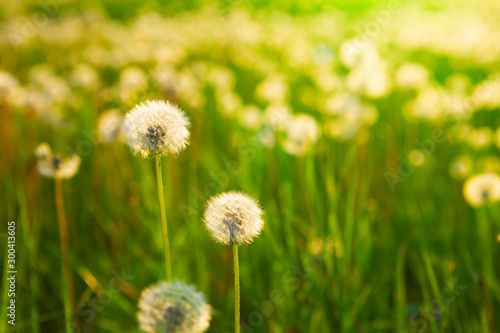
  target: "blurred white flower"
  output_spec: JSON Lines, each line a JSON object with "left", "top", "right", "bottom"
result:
{"left": 119, "top": 66, "right": 148, "bottom": 102}
{"left": 238, "top": 105, "right": 262, "bottom": 131}
{"left": 466, "top": 127, "right": 492, "bottom": 150}
{"left": 463, "top": 173, "right": 500, "bottom": 207}
{"left": 98, "top": 110, "right": 125, "bottom": 144}
{"left": 395, "top": 63, "right": 429, "bottom": 90}
{"left": 0, "top": 71, "right": 19, "bottom": 102}
{"left": 264, "top": 104, "right": 292, "bottom": 130}
{"left": 71, "top": 64, "right": 100, "bottom": 90}
{"left": 255, "top": 75, "right": 288, "bottom": 103}
{"left": 283, "top": 114, "right": 319, "bottom": 156}
{"left": 449, "top": 155, "right": 472, "bottom": 180}
{"left": 35, "top": 143, "right": 80, "bottom": 179}
{"left": 138, "top": 281, "right": 211, "bottom": 333}
{"left": 409, "top": 149, "right": 426, "bottom": 167}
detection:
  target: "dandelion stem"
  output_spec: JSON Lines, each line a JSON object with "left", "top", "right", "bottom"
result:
{"left": 155, "top": 155, "right": 172, "bottom": 280}
{"left": 477, "top": 207, "right": 495, "bottom": 331}
{"left": 54, "top": 178, "right": 77, "bottom": 331}
{"left": 233, "top": 243, "right": 240, "bottom": 333}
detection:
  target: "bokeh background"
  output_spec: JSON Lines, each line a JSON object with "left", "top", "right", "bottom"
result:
{"left": 1, "top": 0, "right": 500, "bottom": 332}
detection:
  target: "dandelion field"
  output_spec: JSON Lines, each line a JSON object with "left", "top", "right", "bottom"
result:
{"left": 1, "top": 0, "right": 500, "bottom": 332}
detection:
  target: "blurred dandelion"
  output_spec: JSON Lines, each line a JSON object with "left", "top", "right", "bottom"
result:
{"left": 395, "top": 62, "right": 429, "bottom": 90}
{"left": 138, "top": 281, "right": 211, "bottom": 333}
{"left": 35, "top": 143, "right": 80, "bottom": 331}
{"left": 0, "top": 71, "right": 19, "bottom": 103}
{"left": 463, "top": 173, "right": 500, "bottom": 206}
{"left": 409, "top": 149, "right": 426, "bottom": 167}
{"left": 467, "top": 127, "right": 492, "bottom": 150}
{"left": 124, "top": 100, "right": 190, "bottom": 281}
{"left": 35, "top": 143, "right": 81, "bottom": 179}
{"left": 449, "top": 155, "right": 472, "bottom": 180}
{"left": 71, "top": 64, "right": 100, "bottom": 91}
{"left": 98, "top": 110, "right": 125, "bottom": 144}
{"left": 204, "top": 191, "right": 264, "bottom": 333}
{"left": 282, "top": 114, "right": 319, "bottom": 156}
{"left": 238, "top": 105, "right": 262, "bottom": 131}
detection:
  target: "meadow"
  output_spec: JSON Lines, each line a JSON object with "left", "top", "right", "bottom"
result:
{"left": 1, "top": 0, "right": 500, "bottom": 332}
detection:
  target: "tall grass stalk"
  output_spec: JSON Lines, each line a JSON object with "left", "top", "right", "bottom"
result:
{"left": 54, "top": 178, "right": 76, "bottom": 331}
{"left": 155, "top": 155, "right": 172, "bottom": 280}
{"left": 233, "top": 244, "right": 240, "bottom": 333}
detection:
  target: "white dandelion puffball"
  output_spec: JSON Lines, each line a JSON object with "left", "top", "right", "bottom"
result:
{"left": 137, "top": 281, "right": 211, "bottom": 333}
{"left": 98, "top": 109, "right": 124, "bottom": 144}
{"left": 35, "top": 143, "right": 80, "bottom": 179}
{"left": 124, "top": 100, "right": 190, "bottom": 158}
{"left": 463, "top": 173, "right": 500, "bottom": 207}
{"left": 204, "top": 192, "right": 264, "bottom": 245}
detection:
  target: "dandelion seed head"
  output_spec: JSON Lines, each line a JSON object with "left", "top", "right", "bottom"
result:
{"left": 124, "top": 100, "right": 190, "bottom": 158}
{"left": 35, "top": 143, "right": 80, "bottom": 179}
{"left": 137, "top": 281, "right": 211, "bottom": 333}
{"left": 463, "top": 173, "right": 500, "bottom": 207}
{"left": 204, "top": 192, "right": 264, "bottom": 245}
{"left": 98, "top": 109, "right": 124, "bottom": 144}
{"left": 467, "top": 127, "right": 492, "bottom": 150}
{"left": 395, "top": 62, "right": 429, "bottom": 90}
{"left": 409, "top": 149, "right": 425, "bottom": 167}
{"left": 71, "top": 64, "right": 100, "bottom": 90}
{"left": 449, "top": 155, "right": 472, "bottom": 180}
{"left": 283, "top": 114, "right": 319, "bottom": 156}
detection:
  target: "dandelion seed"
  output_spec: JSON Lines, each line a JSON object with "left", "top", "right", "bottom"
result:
{"left": 137, "top": 281, "right": 211, "bottom": 333}
{"left": 264, "top": 104, "right": 292, "bottom": 130}
{"left": 204, "top": 192, "right": 264, "bottom": 245}
{"left": 35, "top": 143, "right": 80, "bottom": 179}
{"left": 238, "top": 105, "right": 262, "bottom": 131}
{"left": 463, "top": 173, "right": 500, "bottom": 207}
{"left": 124, "top": 100, "right": 190, "bottom": 158}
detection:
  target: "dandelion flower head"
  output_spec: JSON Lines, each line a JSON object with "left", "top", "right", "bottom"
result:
{"left": 35, "top": 143, "right": 80, "bottom": 179}
{"left": 463, "top": 173, "right": 500, "bottom": 207}
{"left": 124, "top": 100, "right": 190, "bottom": 158}
{"left": 137, "top": 281, "right": 211, "bottom": 333}
{"left": 204, "top": 191, "right": 264, "bottom": 245}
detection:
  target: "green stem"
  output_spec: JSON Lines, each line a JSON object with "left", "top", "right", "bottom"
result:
{"left": 155, "top": 155, "right": 173, "bottom": 280}
{"left": 477, "top": 207, "right": 494, "bottom": 331}
{"left": 233, "top": 244, "right": 240, "bottom": 333}
{"left": 55, "top": 178, "right": 77, "bottom": 332}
